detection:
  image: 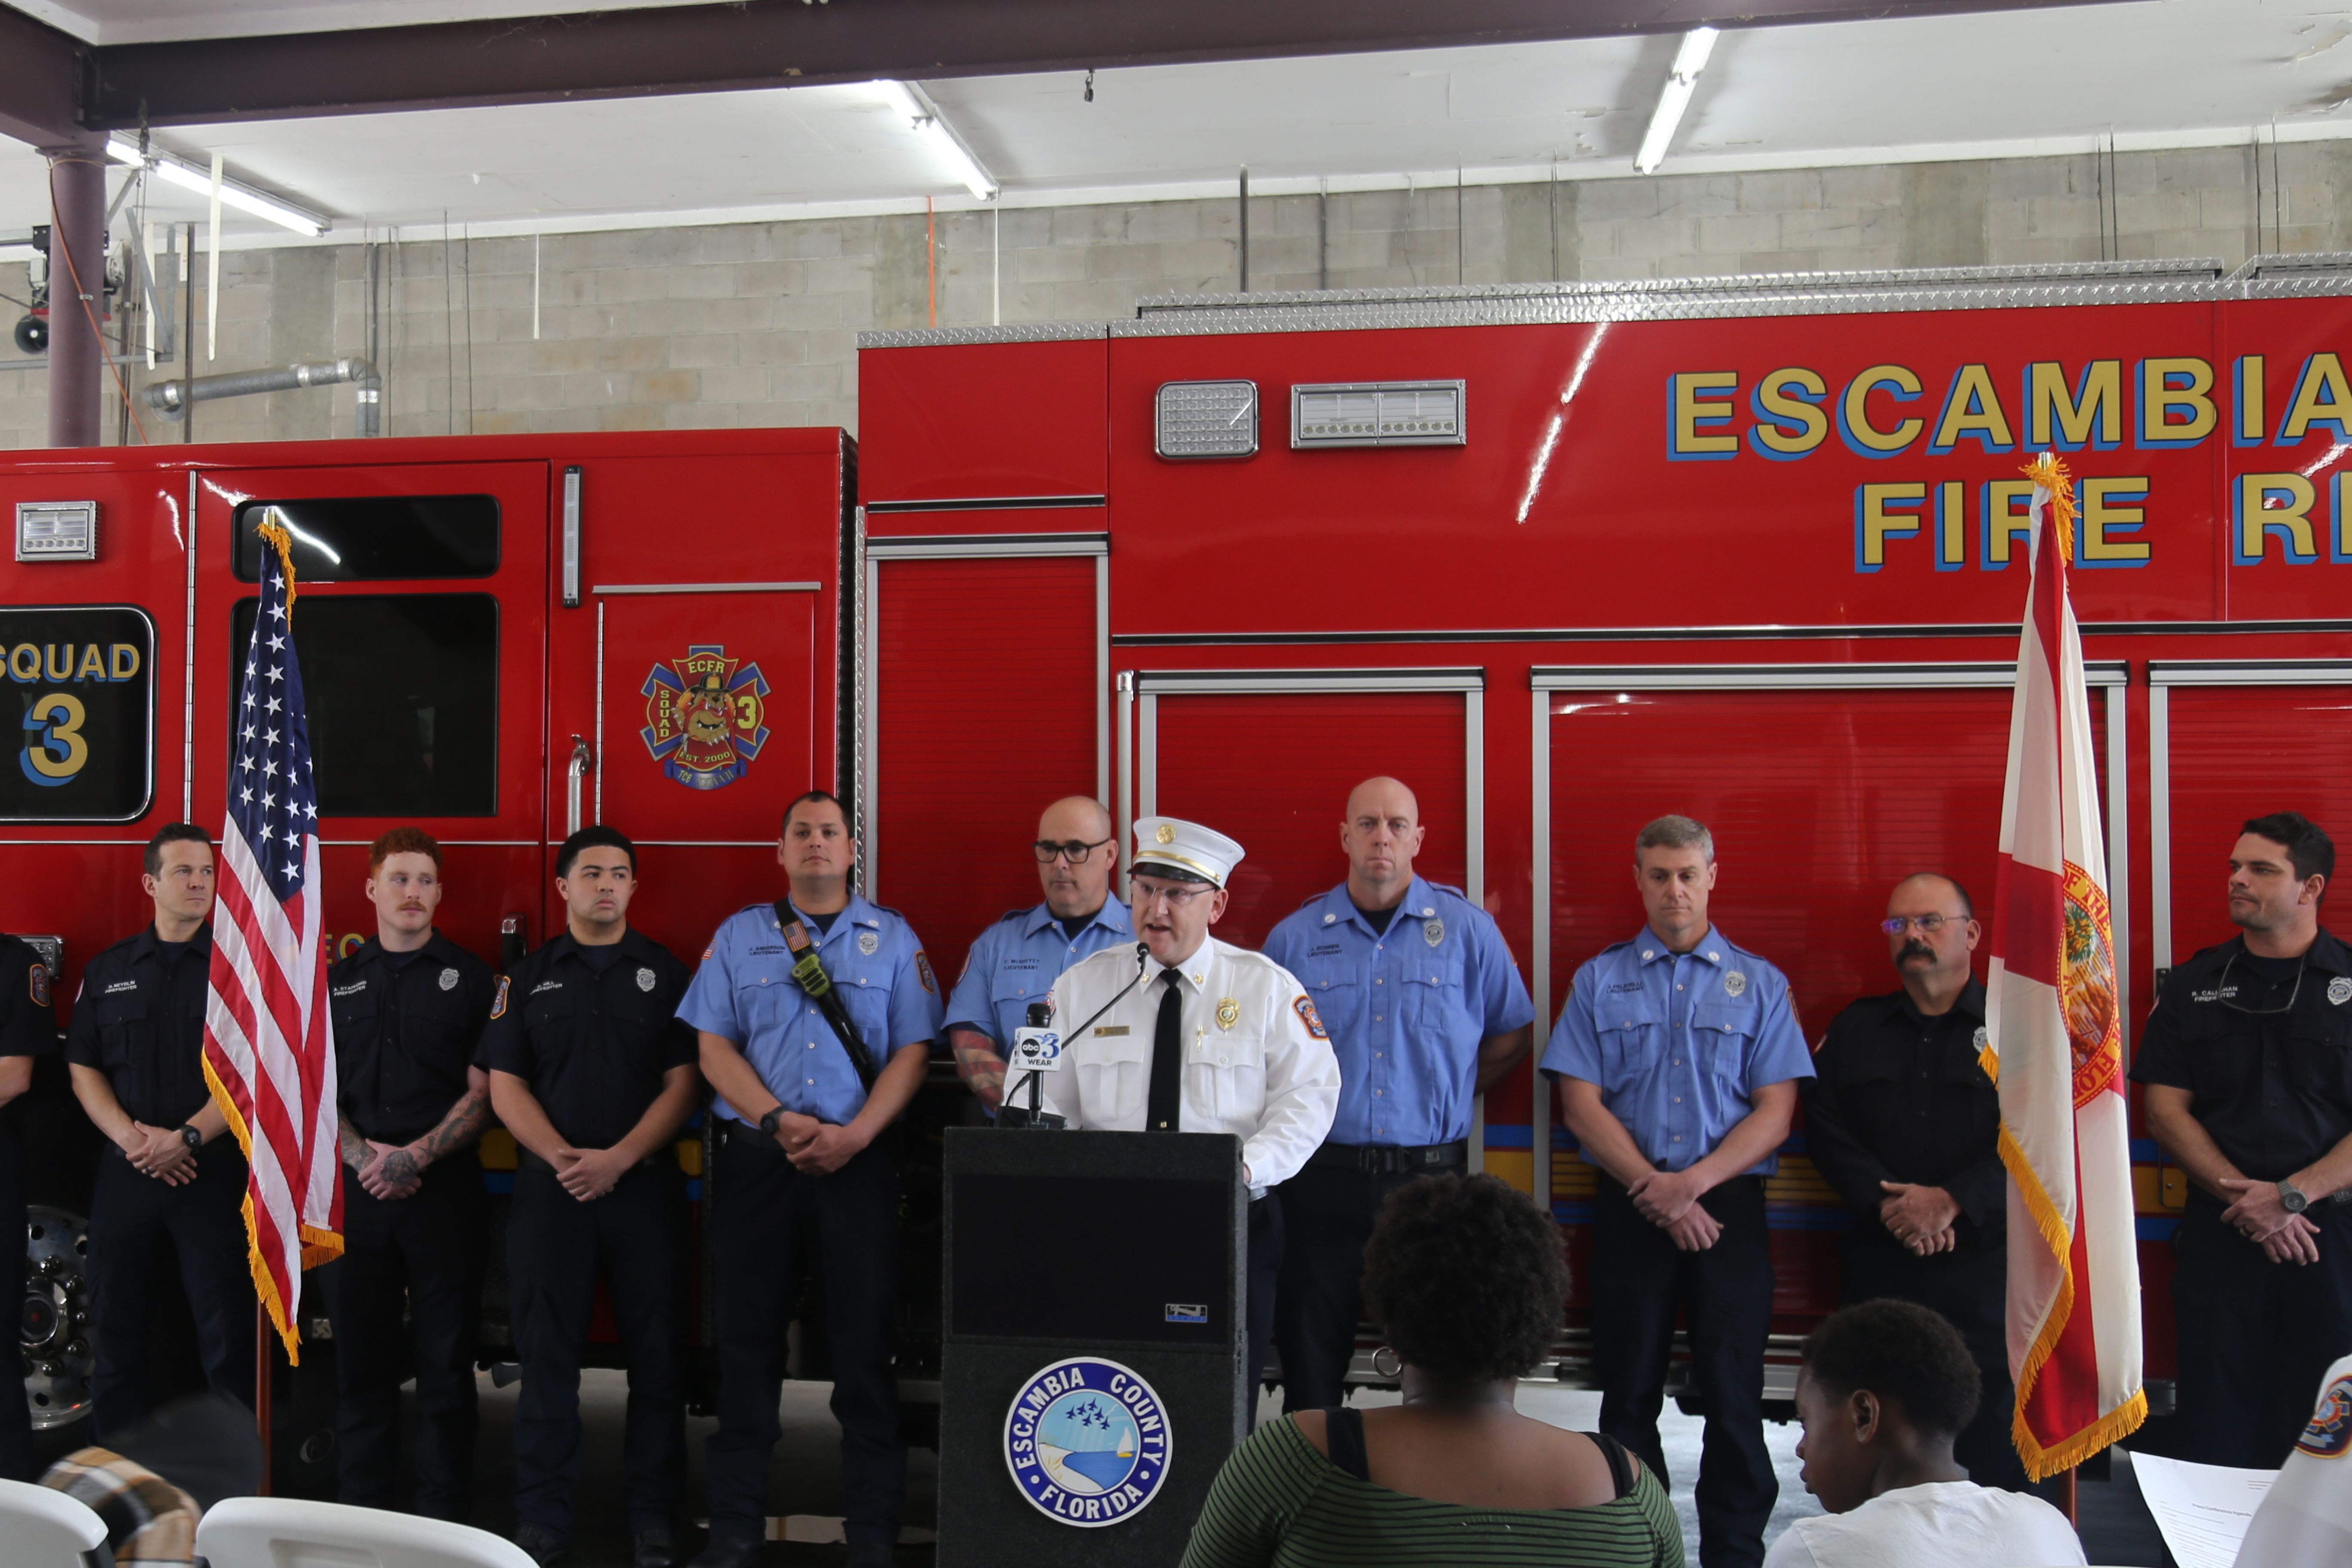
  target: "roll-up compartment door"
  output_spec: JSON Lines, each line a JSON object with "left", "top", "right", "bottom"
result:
{"left": 869, "top": 554, "right": 1102, "bottom": 979}
{"left": 588, "top": 586, "right": 821, "bottom": 947}
{"left": 1542, "top": 672, "right": 2117, "bottom": 1341}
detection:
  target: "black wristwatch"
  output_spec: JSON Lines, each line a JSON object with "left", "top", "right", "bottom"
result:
{"left": 757, "top": 1107, "right": 784, "bottom": 1138}
{"left": 178, "top": 1124, "right": 202, "bottom": 1151}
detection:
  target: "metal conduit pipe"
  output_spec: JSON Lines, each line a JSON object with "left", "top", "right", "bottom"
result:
{"left": 146, "top": 356, "right": 381, "bottom": 436}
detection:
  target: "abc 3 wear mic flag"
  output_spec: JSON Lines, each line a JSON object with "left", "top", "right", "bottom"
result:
{"left": 1982, "top": 453, "right": 2145, "bottom": 1479}
{"left": 202, "top": 518, "right": 343, "bottom": 1361}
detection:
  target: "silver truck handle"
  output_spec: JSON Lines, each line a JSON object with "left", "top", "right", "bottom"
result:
{"left": 566, "top": 735, "right": 593, "bottom": 837}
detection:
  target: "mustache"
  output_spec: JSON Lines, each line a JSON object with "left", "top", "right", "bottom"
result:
{"left": 1897, "top": 940, "right": 1935, "bottom": 962}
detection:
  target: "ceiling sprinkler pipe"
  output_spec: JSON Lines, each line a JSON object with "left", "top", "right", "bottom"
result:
{"left": 146, "top": 356, "right": 381, "bottom": 436}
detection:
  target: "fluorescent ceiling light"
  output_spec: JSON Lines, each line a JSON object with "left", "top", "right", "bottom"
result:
{"left": 1634, "top": 27, "right": 1720, "bottom": 175}
{"left": 869, "top": 79, "right": 998, "bottom": 201}
{"left": 105, "top": 137, "right": 330, "bottom": 236}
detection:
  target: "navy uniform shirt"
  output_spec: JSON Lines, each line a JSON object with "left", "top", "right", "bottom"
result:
{"left": 1262, "top": 877, "right": 1535, "bottom": 1147}
{"left": 328, "top": 933, "right": 497, "bottom": 1145}
{"left": 1804, "top": 977, "right": 2005, "bottom": 1246}
{"left": 0, "top": 934, "right": 59, "bottom": 1157}
{"left": 943, "top": 899, "right": 1135, "bottom": 1050}
{"left": 477, "top": 929, "right": 696, "bottom": 1152}
{"left": 679, "top": 894, "right": 942, "bottom": 1127}
{"left": 2129, "top": 929, "right": 2352, "bottom": 1185}
{"left": 1540, "top": 927, "right": 1814, "bottom": 1176}
{"left": 64, "top": 925, "right": 218, "bottom": 1129}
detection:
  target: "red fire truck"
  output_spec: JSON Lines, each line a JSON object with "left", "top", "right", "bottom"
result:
{"left": 6, "top": 253, "right": 2350, "bottom": 1466}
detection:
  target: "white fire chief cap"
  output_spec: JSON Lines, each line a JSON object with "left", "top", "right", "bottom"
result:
{"left": 1130, "top": 816, "right": 1245, "bottom": 889}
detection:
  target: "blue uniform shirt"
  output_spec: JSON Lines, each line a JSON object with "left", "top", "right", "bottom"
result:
{"left": 677, "top": 894, "right": 944, "bottom": 1127}
{"left": 1263, "top": 878, "right": 1536, "bottom": 1147}
{"left": 1539, "top": 927, "right": 1813, "bottom": 1176}
{"left": 943, "top": 899, "right": 1136, "bottom": 1048}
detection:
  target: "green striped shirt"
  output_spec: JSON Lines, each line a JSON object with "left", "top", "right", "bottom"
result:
{"left": 1178, "top": 1416, "right": 1687, "bottom": 1568}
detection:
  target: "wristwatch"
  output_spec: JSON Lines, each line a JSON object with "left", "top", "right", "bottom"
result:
{"left": 757, "top": 1107, "right": 784, "bottom": 1138}
{"left": 177, "top": 1124, "right": 202, "bottom": 1151}
{"left": 2279, "top": 1178, "right": 2311, "bottom": 1214}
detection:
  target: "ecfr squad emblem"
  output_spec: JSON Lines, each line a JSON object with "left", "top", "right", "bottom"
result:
{"left": 2297, "top": 1371, "right": 2352, "bottom": 1459}
{"left": 1003, "top": 1356, "right": 1173, "bottom": 1527}
{"left": 641, "top": 645, "right": 771, "bottom": 790}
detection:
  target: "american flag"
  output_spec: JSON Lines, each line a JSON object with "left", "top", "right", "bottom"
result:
{"left": 203, "top": 518, "right": 343, "bottom": 1361}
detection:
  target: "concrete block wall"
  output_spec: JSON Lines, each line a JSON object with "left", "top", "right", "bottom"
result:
{"left": 0, "top": 138, "right": 2344, "bottom": 450}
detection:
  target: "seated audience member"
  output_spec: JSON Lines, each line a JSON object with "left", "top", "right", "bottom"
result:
{"left": 1767, "top": 1300, "right": 2085, "bottom": 1568}
{"left": 1181, "top": 1173, "right": 1684, "bottom": 1568}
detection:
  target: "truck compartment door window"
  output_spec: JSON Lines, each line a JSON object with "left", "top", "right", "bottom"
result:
{"left": 230, "top": 495, "right": 500, "bottom": 582}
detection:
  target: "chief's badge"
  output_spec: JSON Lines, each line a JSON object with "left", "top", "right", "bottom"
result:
{"left": 640, "top": 644, "right": 772, "bottom": 791}
{"left": 636, "top": 966, "right": 657, "bottom": 992}
{"left": 1003, "top": 1356, "right": 1174, "bottom": 1527}
{"left": 1292, "top": 995, "right": 1328, "bottom": 1040}
{"left": 490, "top": 977, "right": 510, "bottom": 1019}
{"left": 438, "top": 967, "right": 460, "bottom": 992}
{"left": 2297, "top": 1371, "right": 2352, "bottom": 1459}
{"left": 1155, "top": 823, "right": 1176, "bottom": 844}
{"left": 1216, "top": 997, "right": 1240, "bottom": 1030}
{"left": 2331, "top": 977, "right": 2352, "bottom": 1007}
{"left": 27, "top": 962, "right": 48, "bottom": 1008}
{"left": 1723, "top": 970, "right": 1748, "bottom": 997}
{"left": 1423, "top": 917, "right": 1444, "bottom": 947}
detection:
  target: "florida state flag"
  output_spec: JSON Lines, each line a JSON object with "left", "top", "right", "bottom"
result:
{"left": 1982, "top": 452, "right": 2146, "bottom": 1479}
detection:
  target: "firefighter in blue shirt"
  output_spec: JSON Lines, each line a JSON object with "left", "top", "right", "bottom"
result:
{"left": 1541, "top": 814, "right": 1814, "bottom": 1568}
{"left": 680, "top": 790, "right": 943, "bottom": 1568}
{"left": 1261, "top": 775, "right": 1534, "bottom": 1413}
{"left": 943, "top": 795, "right": 1135, "bottom": 1109}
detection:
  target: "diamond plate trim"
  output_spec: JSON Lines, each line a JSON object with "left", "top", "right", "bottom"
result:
{"left": 856, "top": 323, "right": 1108, "bottom": 349}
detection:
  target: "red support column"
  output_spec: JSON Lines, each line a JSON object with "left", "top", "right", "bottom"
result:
{"left": 40, "top": 138, "right": 106, "bottom": 450}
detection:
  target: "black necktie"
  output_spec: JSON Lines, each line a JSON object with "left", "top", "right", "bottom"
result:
{"left": 1148, "top": 968, "right": 1184, "bottom": 1132}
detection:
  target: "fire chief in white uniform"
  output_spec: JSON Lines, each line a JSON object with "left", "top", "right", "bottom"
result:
{"left": 1037, "top": 816, "right": 1340, "bottom": 1409}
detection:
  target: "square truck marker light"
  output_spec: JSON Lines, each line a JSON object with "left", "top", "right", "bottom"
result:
{"left": 1156, "top": 380, "right": 1259, "bottom": 459}
{"left": 16, "top": 501, "right": 98, "bottom": 561}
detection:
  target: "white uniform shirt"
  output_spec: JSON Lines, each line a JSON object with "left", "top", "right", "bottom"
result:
{"left": 1036, "top": 936, "right": 1340, "bottom": 1196}
{"left": 1760, "top": 1481, "right": 2086, "bottom": 1568}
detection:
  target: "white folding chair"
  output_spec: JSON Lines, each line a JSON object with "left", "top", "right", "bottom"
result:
{"left": 0, "top": 1476, "right": 111, "bottom": 1567}
{"left": 193, "top": 1497, "right": 539, "bottom": 1568}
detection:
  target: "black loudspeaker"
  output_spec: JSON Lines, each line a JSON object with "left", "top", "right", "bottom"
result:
{"left": 937, "top": 1129, "right": 1246, "bottom": 1568}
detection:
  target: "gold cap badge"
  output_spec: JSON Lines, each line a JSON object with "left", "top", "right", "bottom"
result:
{"left": 1156, "top": 822, "right": 1176, "bottom": 844}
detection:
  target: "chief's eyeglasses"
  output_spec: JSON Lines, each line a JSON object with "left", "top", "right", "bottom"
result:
{"left": 1033, "top": 837, "right": 1115, "bottom": 865}
{"left": 1880, "top": 914, "right": 1965, "bottom": 935}
{"left": 1132, "top": 882, "right": 1214, "bottom": 909}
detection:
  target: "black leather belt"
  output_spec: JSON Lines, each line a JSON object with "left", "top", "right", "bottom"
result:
{"left": 1309, "top": 1140, "right": 1469, "bottom": 1175}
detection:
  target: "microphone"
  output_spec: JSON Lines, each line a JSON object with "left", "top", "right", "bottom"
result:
{"left": 998, "top": 944, "right": 1154, "bottom": 1131}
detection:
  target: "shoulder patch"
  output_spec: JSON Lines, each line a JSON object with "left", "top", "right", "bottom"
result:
{"left": 490, "top": 976, "right": 511, "bottom": 1020}
{"left": 916, "top": 951, "right": 937, "bottom": 995}
{"left": 28, "top": 962, "right": 48, "bottom": 1009}
{"left": 1293, "top": 995, "right": 1328, "bottom": 1040}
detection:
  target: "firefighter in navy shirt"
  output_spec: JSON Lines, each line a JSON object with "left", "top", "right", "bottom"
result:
{"left": 1260, "top": 776, "right": 1534, "bottom": 1414}
{"left": 1804, "top": 873, "right": 2024, "bottom": 1491}
{"left": 482, "top": 827, "right": 700, "bottom": 1568}
{"left": 1541, "top": 815, "right": 1813, "bottom": 1568}
{"left": 680, "top": 790, "right": 942, "bottom": 1568}
{"left": 2132, "top": 812, "right": 2352, "bottom": 1468}
{"left": 943, "top": 795, "right": 1134, "bottom": 1109}
{"left": 324, "top": 827, "right": 497, "bottom": 1519}
{"left": 64, "top": 824, "right": 251, "bottom": 1438}
{"left": 0, "top": 927, "right": 57, "bottom": 1480}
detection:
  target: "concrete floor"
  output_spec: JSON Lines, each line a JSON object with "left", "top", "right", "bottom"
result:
{"left": 440, "top": 1372, "right": 2170, "bottom": 1566}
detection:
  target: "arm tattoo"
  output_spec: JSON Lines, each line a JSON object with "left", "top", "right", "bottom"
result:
{"left": 338, "top": 1114, "right": 371, "bottom": 1172}
{"left": 951, "top": 1038, "right": 1008, "bottom": 1105}
{"left": 410, "top": 1088, "right": 493, "bottom": 1167}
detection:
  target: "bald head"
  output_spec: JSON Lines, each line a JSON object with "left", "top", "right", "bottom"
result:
{"left": 1888, "top": 873, "right": 1972, "bottom": 920}
{"left": 1036, "top": 796, "right": 1116, "bottom": 919}
{"left": 1342, "top": 776, "right": 1426, "bottom": 909}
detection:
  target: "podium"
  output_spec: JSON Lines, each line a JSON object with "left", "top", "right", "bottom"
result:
{"left": 936, "top": 1128, "right": 1248, "bottom": 1568}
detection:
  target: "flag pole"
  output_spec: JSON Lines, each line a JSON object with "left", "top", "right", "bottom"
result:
{"left": 2055, "top": 1465, "right": 2076, "bottom": 1525}
{"left": 255, "top": 1302, "right": 274, "bottom": 1496}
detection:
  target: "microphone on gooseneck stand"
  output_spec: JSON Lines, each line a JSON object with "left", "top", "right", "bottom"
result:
{"left": 998, "top": 945, "right": 1153, "bottom": 1131}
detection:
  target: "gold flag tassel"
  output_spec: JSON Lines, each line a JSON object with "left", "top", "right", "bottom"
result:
{"left": 2021, "top": 451, "right": 2077, "bottom": 564}
{"left": 253, "top": 509, "right": 300, "bottom": 609}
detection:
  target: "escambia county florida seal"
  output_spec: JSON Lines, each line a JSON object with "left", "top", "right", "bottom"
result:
{"left": 1002, "top": 1356, "right": 1173, "bottom": 1527}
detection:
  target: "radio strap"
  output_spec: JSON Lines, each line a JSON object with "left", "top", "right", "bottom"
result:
{"left": 775, "top": 906, "right": 880, "bottom": 1091}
